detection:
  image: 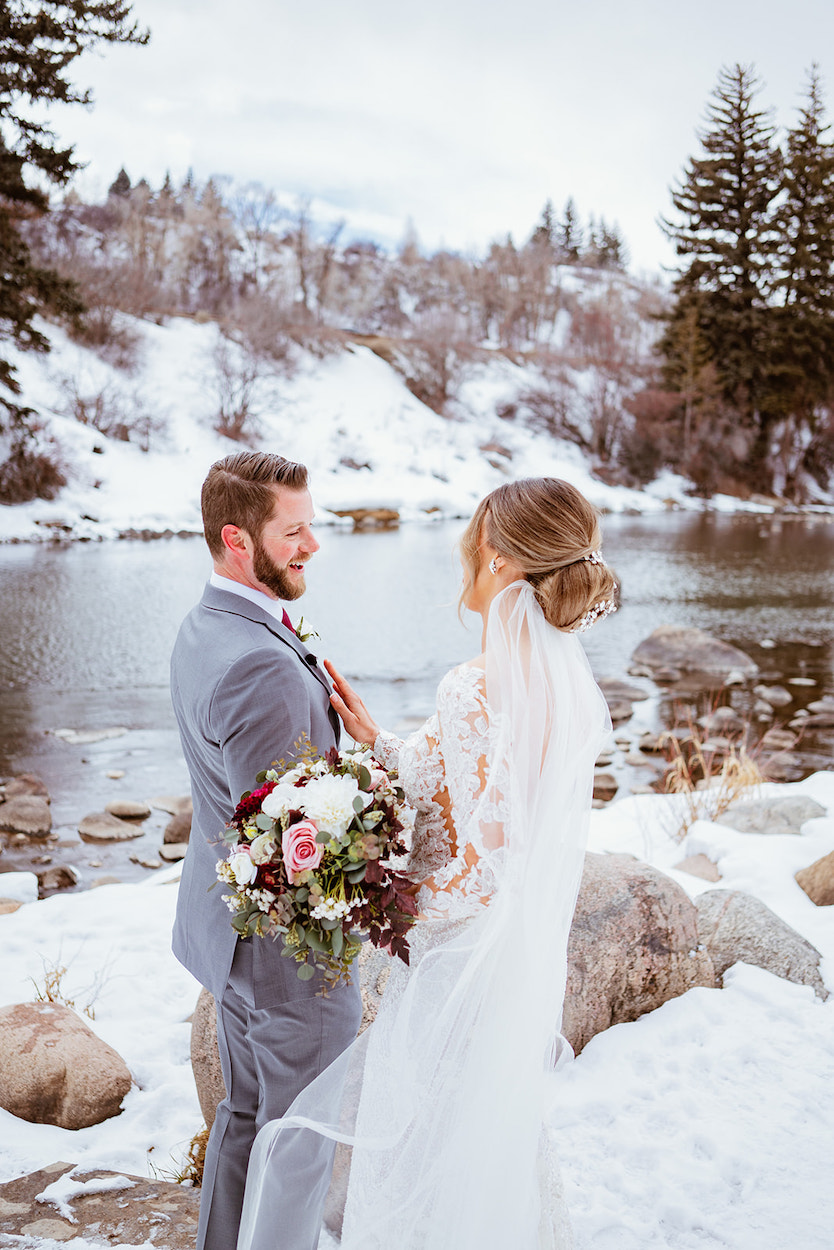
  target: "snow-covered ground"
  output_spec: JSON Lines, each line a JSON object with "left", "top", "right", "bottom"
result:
{"left": 1, "top": 775, "right": 832, "bottom": 1249}
{"left": 0, "top": 315, "right": 783, "bottom": 546}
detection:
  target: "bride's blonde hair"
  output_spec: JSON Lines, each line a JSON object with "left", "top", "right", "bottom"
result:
{"left": 459, "top": 478, "right": 619, "bottom": 632}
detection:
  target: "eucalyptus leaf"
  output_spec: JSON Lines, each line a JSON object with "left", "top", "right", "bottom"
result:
{"left": 320, "top": 917, "right": 339, "bottom": 931}
{"left": 347, "top": 866, "right": 366, "bottom": 883}
{"left": 316, "top": 831, "right": 330, "bottom": 843}
{"left": 331, "top": 927, "right": 344, "bottom": 958}
{"left": 352, "top": 795, "right": 366, "bottom": 813}
{"left": 296, "top": 964, "right": 315, "bottom": 981}
{"left": 255, "top": 812, "right": 274, "bottom": 831}
{"left": 358, "top": 765, "right": 372, "bottom": 791}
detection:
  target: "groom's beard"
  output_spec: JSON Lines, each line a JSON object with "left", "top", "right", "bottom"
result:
{"left": 252, "top": 536, "right": 306, "bottom": 600}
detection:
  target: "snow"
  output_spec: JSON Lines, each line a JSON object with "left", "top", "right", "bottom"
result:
{"left": 0, "top": 777, "right": 832, "bottom": 1247}
{"left": 0, "top": 314, "right": 799, "bottom": 547}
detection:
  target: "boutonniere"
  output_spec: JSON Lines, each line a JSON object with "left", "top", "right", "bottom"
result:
{"left": 294, "top": 617, "right": 320, "bottom": 644}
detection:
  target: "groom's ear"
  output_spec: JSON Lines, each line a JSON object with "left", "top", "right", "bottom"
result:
{"left": 220, "top": 523, "right": 252, "bottom": 556}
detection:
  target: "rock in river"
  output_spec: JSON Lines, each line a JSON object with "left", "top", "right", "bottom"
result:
{"left": 631, "top": 626, "right": 758, "bottom": 680}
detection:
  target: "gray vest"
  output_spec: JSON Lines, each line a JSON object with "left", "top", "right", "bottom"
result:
{"left": 170, "top": 583, "right": 342, "bottom": 1007}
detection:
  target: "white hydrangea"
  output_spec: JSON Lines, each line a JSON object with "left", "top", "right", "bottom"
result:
{"left": 298, "top": 773, "right": 363, "bottom": 835}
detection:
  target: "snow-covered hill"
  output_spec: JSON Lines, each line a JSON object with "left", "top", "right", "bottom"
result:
{"left": 0, "top": 313, "right": 767, "bottom": 544}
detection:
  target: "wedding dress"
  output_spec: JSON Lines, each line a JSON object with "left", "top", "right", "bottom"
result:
{"left": 237, "top": 582, "right": 611, "bottom": 1250}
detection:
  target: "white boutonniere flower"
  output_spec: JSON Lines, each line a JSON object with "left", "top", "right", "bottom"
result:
{"left": 294, "top": 616, "right": 320, "bottom": 643}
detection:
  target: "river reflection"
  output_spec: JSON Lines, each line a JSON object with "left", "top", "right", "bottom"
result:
{"left": 1, "top": 511, "right": 833, "bottom": 882}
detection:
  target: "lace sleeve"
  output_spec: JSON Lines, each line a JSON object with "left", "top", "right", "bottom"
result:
{"left": 418, "top": 666, "right": 509, "bottom": 919}
{"left": 376, "top": 722, "right": 453, "bottom": 882}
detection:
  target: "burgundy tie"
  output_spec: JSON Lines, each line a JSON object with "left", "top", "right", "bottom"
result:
{"left": 281, "top": 608, "right": 293, "bottom": 631}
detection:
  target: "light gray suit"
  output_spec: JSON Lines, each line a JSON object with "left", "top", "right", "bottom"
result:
{"left": 170, "top": 583, "right": 362, "bottom": 1250}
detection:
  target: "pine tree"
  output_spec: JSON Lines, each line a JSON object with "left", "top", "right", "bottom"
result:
{"left": 557, "top": 198, "right": 581, "bottom": 262}
{"left": 0, "top": 2, "right": 148, "bottom": 405}
{"left": 529, "top": 199, "right": 555, "bottom": 249}
{"left": 770, "top": 66, "right": 834, "bottom": 426}
{"left": 660, "top": 63, "right": 782, "bottom": 459}
{"left": 108, "top": 167, "right": 131, "bottom": 197}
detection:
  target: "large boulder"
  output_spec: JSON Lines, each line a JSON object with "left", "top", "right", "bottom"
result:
{"left": 562, "top": 853, "right": 716, "bottom": 1053}
{"left": 696, "top": 889, "right": 829, "bottom": 998}
{"left": 795, "top": 851, "right": 834, "bottom": 906}
{"left": 191, "top": 855, "right": 719, "bottom": 1129}
{"left": 715, "top": 795, "right": 826, "bottom": 836}
{"left": 2, "top": 774, "right": 50, "bottom": 801}
{"left": 0, "top": 796, "right": 51, "bottom": 836}
{"left": 631, "top": 626, "right": 758, "bottom": 680}
{"left": 0, "top": 1002, "right": 132, "bottom": 1129}
{"left": 164, "top": 809, "right": 192, "bottom": 844}
{"left": 191, "top": 988, "right": 225, "bottom": 1131}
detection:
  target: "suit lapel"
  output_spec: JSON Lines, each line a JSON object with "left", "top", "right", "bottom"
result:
{"left": 200, "top": 584, "right": 333, "bottom": 698}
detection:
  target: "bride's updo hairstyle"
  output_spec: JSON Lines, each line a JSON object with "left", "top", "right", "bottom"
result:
{"left": 460, "top": 478, "right": 619, "bottom": 632}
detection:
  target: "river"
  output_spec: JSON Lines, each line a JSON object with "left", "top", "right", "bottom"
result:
{"left": 1, "top": 510, "right": 833, "bottom": 887}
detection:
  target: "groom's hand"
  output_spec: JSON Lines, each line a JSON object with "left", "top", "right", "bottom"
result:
{"left": 324, "top": 660, "right": 380, "bottom": 747}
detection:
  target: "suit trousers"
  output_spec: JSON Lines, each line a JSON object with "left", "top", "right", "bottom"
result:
{"left": 196, "top": 940, "right": 362, "bottom": 1250}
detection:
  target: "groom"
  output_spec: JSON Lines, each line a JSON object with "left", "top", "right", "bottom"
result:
{"left": 170, "top": 451, "right": 362, "bottom": 1250}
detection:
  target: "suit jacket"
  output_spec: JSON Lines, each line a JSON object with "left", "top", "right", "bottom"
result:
{"left": 170, "top": 582, "right": 341, "bottom": 1008}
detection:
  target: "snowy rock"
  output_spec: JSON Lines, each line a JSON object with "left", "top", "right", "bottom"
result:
{"left": 0, "top": 796, "right": 51, "bottom": 836}
{"left": 164, "top": 809, "right": 192, "bottom": 843}
{"left": 561, "top": 853, "right": 716, "bottom": 1055}
{"left": 696, "top": 890, "right": 829, "bottom": 999}
{"left": 78, "top": 811, "right": 144, "bottom": 842}
{"left": 759, "top": 726, "right": 798, "bottom": 752}
{"left": 0, "top": 1162, "right": 200, "bottom": 1247}
{"left": 0, "top": 1002, "right": 132, "bottom": 1129}
{"left": 191, "top": 988, "right": 225, "bottom": 1131}
{"left": 0, "top": 900, "right": 22, "bottom": 915}
{"left": 631, "top": 626, "right": 758, "bottom": 679}
{"left": 760, "top": 751, "right": 807, "bottom": 783}
{"left": 1, "top": 774, "right": 50, "bottom": 801}
{"left": 795, "top": 850, "right": 834, "bottom": 907}
{"left": 159, "top": 842, "right": 189, "bottom": 861}
{"left": 754, "top": 684, "right": 793, "bottom": 708}
{"left": 597, "top": 678, "right": 651, "bottom": 704}
{"left": 715, "top": 795, "right": 826, "bottom": 836}
{"left": 104, "top": 799, "right": 151, "bottom": 820}
{"left": 674, "top": 853, "right": 721, "bottom": 882}
{"left": 37, "top": 865, "right": 79, "bottom": 892}
{"left": 698, "top": 705, "right": 746, "bottom": 735}
{"left": 151, "top": 794, "right": 193, "bottom": 817}
{"left": 593, "top": 772, "right": 619, "bottom": 802}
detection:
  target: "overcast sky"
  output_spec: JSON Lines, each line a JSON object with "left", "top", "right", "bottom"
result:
{"left": 54, "top": 0, "right": 834, "bottom": 276}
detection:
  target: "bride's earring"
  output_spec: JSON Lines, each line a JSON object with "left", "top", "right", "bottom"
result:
{"left": 489, "top": 557, "right": 499, "bottom": 575}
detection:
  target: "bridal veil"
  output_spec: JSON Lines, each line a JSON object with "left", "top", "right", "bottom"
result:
{"left": 237, "top": 581, "right": 611, "bottom": 1250}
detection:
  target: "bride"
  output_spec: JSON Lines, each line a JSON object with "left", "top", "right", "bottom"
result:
{"left": 237, "top": 477, "right": 616, "bottom": 1250}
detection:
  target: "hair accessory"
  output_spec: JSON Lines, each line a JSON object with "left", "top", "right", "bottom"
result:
{"left": 570, "top": 585, "right": 619, "bottom": 634}
{"left": 489, "top": 557, "right": 499, "bottom": 575}
{"left": 581, "top": 550, "right": 604, "bottom": 566}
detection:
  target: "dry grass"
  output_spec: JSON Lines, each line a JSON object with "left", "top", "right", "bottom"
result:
{"left": 29, "top": 957, "right": 106, "bottom": 1020}
{"left": 661, "top": 708, "right": 763, "bottom": 839}
{"left": 149, "top": 1125, "right": 210, "bottom": 1187}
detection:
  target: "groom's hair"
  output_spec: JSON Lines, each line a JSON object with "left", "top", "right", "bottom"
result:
{"left": 201, "top": 451, "right": 308, "bottom": 557}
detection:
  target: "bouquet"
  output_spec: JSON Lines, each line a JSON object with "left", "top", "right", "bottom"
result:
{"left": 216, "top": 739, "right": 418, "bottom": 991}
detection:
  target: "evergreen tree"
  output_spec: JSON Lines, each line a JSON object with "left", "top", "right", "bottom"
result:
{"left": 557, "top": 198, "right": 582, "bottom": 262}
{"left": 108, "top": 167, "right": 131, "bottom": 197}
{"left": 660, "top": 63, "right": 782, "bottom": 463}
{"left": 770, "top": 66, "right": 834, "bottom": 426}
{"left": 529, "top": 199, "right": 555, "bottom": 249}
{"left": 0, "top": 0, "right": 148, "bottom": 486}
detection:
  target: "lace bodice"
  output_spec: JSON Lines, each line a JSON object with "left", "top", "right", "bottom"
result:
{"left": 375, "top": 664, "right": 508, "bottom": 921}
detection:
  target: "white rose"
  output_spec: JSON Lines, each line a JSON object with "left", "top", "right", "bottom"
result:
{"left": 249, "top": 832, "right": 277, "bottom": 865}
{"left": 229, "top": 850, "right": 258, "bottom": 886}
{"left": 299, "top": 773, "right": 361, "bottom": 835}
{"left": 261, "top": 782, "right": 303, "bottom": 818}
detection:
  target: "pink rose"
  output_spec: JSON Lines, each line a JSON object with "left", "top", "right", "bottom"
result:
{"left": 282, "top": 818, "right": 324, "bottom": 881}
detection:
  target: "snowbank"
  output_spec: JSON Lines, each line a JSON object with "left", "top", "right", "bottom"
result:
{"left": 0, "top": 776, "right": 832, "bottom": 1247}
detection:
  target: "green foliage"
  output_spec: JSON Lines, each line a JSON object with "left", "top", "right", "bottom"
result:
{"left": 0, "top": 0, "right": 148, "bottom": 498}
{"left": 659, "top": 62, "right": 834, "bottom": 497}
